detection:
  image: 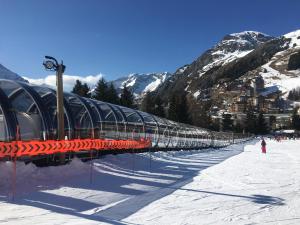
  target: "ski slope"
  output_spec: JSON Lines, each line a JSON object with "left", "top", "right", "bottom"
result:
{"left": 0, "top": 140, "right": 299, "bottom": 224}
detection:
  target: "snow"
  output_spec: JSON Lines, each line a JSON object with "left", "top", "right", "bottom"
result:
{"left": 1, "top": 140, "right": 300, "bottom": 224}
{"left": 230, "top": 31, "right": 270, "bottom": 38}
{"left": 284, "top": 29, "right": 300, "bottom": 48}
{"left": 199, "top": 49, "right": 253, "bottom": 77}
{"left": 125, "top": 140, "right": 300, "bottom": 224}
{"left": 178, "top": 66, "right": 188, "bottom": 74}
{"left": 193, "top": 90, "right": 200, "bottom": 98}
{"left": 260, "top": 61, "right": 300, "bottom": 96}
{"left": 122, "top": 76, "right": 136, "bottom": 88}
{"left": 143, "top": 74, "right": 167, "bottom": 93}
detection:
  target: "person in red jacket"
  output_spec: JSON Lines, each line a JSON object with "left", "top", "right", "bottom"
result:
{"left": 261, "top": 138, "right": 266, "bottom": 154}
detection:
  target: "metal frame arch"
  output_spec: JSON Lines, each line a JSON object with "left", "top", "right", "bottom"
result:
{"left": 195, "top": 128, "right": 206, "bottom": 148}
{"left": 97, "top": 102, "right": 122, "bottom": 139}
{"left": 134, "top": 110, "right": 147, "bottom": 139}
{"left": 73, "top": 95, "right": 97, "bottom": 129}
{"left": 89, "top": 100, "right": 119, "bottom": 139}
{"left": 76, "top": 95, "right": 100, "bottom": 138}
{"left": 17, "top": 81, "right": 54, "bottom": 136}
{"left": 109, "top": 104, "right": 128, "bottom": 139}
{"left": 64, "top": 93, "right": 97, "bottom": 139}
{"left": 148, "top": 114, "right": 160, "bottom": 148}
{"left": 0, "top": 88, "right": 18, "bottom": 141}
{"left": 29, "top": 85, "right": 75, "bottom": 139}
{"left": 169, "top": 125, "right": 179, "bottom": 148}
{"left": 107, "top": 103, "right": 127, "bottom": 139}
{"left": 161, "top": 118, "right": 172, "bottom": 148}
{"left": 3, "top": 80, "right": 53, "bottom": 139}
{"left": 86, "top": 98, "right": 105, "bottom": 138}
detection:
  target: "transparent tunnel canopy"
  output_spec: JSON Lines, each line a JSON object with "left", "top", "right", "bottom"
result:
{"left": 0, "top": 107, "right": 8, "bottom": 141}
{"left": 64, "top": 93, "right": 94, "bottom": 139}
{"left": 108, "top": 104, "right": 127, "bottom": 139}
{"left": 0, "top": 80, "right": 45, "bottom": 140}
{"left": 92, "top": 101, "right": 120, "bottom": 139}
{"left": 153, "top": 116, "right": 170, "bottom": 147}
{"left": 0, "top": 79, "right": 243, "bottom": 149}
{"left": 117, "top": 106, "right": 144, "bottom": 140}
{"left": 137, "top": 111, "right": 159, "bottom": 146}
{"left": 30, "top": 85, "right": 73, "bottom": 139}
{"left": 82, "top": 98, "right": 102, "bottom": 138}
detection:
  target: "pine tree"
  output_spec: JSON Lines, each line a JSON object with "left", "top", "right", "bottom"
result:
{"left": 256, "top": 112, "right": 268, "bottom": 134}
{"left": 72, "top": 80, "right": 82, "bottom": 95}
{"left": 168, "top": 92, "right": 190, "bottom": 124}
{"left": 292, "top": 107, "right": 300, "bottom": 130}
{"left": 153, "top": 96, "right": 165, "bottom": 118}
{"left": 245, "top": 109, "right": 257, "bottom": 134}
{"left": 168, "top": 94, "right": 180, "bottom": 122}
{"left": 269, "top": 115, "right": 276, "bottom": 130}
{"left": 106, "top": 83, "right": 119, "bottom": 104}
{"left": 178, "top": 93, "right": 191, "bottom": 124}
{"left": 233, "top": 121, "right": 243, "bottom": 133}
{"left": 94, "top": 78, "right": 108, "bottom": 101}
{"left": 72, "top": 80, "right": 91, "bottom": 98}
{"left": 193, "top": 101, "right": 212, "bottom": 129}
{"left": 82, "top": 83, "right": 91, "bottom": 98}
{"left": 288, "top": 87, "right": 300, "bottom": 101}
{"left": 222, "top": 113, "right": 233, "bottom": 131}
{"left": 120, "top": 85, "right": 135, "bottom": 108}
{"left": 141, "top": 92, "right": 154, "bottom": 113}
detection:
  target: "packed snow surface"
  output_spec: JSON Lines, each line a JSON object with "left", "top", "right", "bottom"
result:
{"left": 0, "top": 140, "right": 300, "bottom": 224}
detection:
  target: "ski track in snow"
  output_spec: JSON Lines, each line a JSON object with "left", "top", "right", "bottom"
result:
{"left": 0, "top": 140, "right": 300, "bottom": 224}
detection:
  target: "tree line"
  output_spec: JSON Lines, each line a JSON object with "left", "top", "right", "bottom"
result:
{"left": 72, "top": 79, "right": 300, "bottom": 134}
{"left": 71, "top": 78, "right": 135, "bottom": 108}
{"left": 72, "top": 79, "right": 193, "bottom": 124}
{"left": 141, "top": 91, "right": 192, "bottom": 124}
{"left": 288, "top": 87, "right": 300, "bottom": 101}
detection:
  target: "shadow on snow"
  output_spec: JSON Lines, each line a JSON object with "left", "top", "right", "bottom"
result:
{"left": 0, "top": 139, "right": 281, "bottom": 224}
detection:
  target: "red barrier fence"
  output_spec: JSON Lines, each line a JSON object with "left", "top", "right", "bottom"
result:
{"left": 0, "top": 138, "right": 152, "bottom": 159}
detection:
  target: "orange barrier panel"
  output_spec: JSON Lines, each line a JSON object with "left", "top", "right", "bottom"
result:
{"left": 0, "top": 138, "right": 152, "bottom": 159}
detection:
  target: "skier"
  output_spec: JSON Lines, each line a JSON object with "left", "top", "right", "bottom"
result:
{"left": 261, "top": 137, "right": 266, "bottom": 154}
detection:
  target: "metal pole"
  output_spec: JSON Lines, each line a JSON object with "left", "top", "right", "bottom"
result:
{"left": 90, "top": 129, "right": 95, "bottom": 184}
{"left": 56, "top": 64, "right": 65, "bottom": 163}
{"left": 11, "top": 125, "right": 20, "bottom": 201}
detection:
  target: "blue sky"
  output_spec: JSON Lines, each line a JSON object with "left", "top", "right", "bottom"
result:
{"left": 0, "top": 0, "right": 300, "bottom": 81}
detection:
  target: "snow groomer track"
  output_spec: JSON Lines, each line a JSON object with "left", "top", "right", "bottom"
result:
{"left": 0, "top": 79, "right": 251, "bottom": 161}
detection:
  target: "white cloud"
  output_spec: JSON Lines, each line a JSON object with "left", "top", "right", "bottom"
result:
{"left": 23, "top": 74, "right": 103, "bottom": 92}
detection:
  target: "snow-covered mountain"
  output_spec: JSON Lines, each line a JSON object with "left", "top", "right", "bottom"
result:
{"left": 155, "top": 30, "right": 300, "bottom": 103}
{"left": 155, "top": 31, "right": 275, "bottom": 100}
{"left": 254, "top": 30, "right": 300, "bottom": 96}
{"left": 194, "top": 31, "right": 274, "bottom": 78}
{"left": 173, "top": 31, "right": 274, "bottom": 80}
{"left": 0, "top": 63, "right": 27, "bottom": 82}
{"left": 111, "top": 72, "right": 172, "bottom": 97}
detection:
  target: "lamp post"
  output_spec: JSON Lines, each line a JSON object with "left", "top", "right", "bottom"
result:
{"left": 43, "top": 56, "right": 66, "bottom": 163}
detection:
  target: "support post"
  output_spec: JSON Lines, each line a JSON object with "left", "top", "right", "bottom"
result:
{"left": 56, "top": 64, "right": 65, "bottom": 163}
{"left": 43, "top": 56, "right": 66, "bottom": 164}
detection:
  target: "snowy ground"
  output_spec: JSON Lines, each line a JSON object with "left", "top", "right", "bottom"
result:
{"left": 0, "top": 139, "right": 299, "bottom": 224}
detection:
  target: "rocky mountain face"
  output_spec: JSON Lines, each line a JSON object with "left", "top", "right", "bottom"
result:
{"left": 153, "top": 30, "right": 300, "bottom": 108}
{"left": 111, "top": 72, "right": 171, "bottom": 97}
{"left": 0, "top": 63, "right": 27, "bottom": 82}
{"left": 257, "top": 30, "right": 300, "bottom": 93}
{"left": 155, "top": 31, "right": 276, "bottom": 100}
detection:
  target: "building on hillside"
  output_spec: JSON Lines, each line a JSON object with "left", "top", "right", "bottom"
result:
{"left": 229, "top": 75, "right": 287, "bottom": 113}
